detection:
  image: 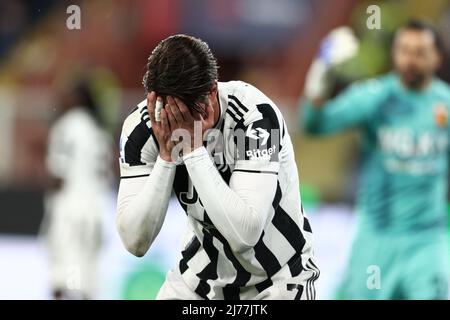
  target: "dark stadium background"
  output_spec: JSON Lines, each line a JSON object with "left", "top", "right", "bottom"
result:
{"left": 1, "top": 0, "right": 449, "bottom": 299}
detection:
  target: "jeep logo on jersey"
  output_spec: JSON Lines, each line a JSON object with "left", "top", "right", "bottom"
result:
{"left": 246, "top": 123, "right": 270, "bottom": 145}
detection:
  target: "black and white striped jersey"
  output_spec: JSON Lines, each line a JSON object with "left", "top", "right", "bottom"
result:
{"left": 118, "top": 80, "right": 318, "bottom": 299}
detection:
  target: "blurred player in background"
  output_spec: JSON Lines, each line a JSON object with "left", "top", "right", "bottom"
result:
{"left": 300, "top": 20, "right": 450, "bottom": 299}
{"left": 40, "top": 78, "right": 112, "bottom": 299}
{"left": 116, "top": 35, "right": 319, "bottom": 300}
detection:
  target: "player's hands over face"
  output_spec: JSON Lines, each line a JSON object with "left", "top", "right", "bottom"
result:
{"left": 147, "top": 92, "right": 175, "bottom": 162}
{"left": 164, "top": 96, "right": 215, "bottom": 155}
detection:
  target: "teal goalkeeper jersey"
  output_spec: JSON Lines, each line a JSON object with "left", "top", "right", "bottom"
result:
{"left": 303, "top": 73, "right": 450, "bottom": 234}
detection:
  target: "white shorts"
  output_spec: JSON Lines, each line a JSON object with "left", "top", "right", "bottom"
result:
{"left": 156, "top": 267, "right": 318, "bottom": 300}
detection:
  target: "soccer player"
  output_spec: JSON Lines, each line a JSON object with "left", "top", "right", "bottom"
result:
{"left": 116, "top": 34, "right": 319, "bottom": 300}
{"left": 301, "top": 20, "right": 450, "bottom": 299}
{"left": 41, "top": 79, "right": 111, "bottom": 299}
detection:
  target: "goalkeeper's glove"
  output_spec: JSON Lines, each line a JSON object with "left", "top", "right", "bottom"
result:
{"left": 304, "top": 26, "right": 359, "bottom": 101}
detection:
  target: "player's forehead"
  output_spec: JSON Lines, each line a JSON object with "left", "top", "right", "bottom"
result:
{"left": 394, "top": 28, "right": 436, "bottom": 49}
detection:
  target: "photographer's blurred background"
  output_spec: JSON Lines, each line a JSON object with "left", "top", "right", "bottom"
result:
{"left": 1, "top": 0, "right": 450, "bottom": 299}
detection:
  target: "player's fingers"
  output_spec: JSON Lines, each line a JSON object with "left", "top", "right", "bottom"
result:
{"left": 174, "top": 97, "right": 194, "bottom": 122}
{"left": 160, "top": 108, "right": 170, "bottom": 133}
{"left": 167, "top": 96, "right": 184, "bottom": 124}
{"left": 165, "top": 104, "right": 178, "bottom": 130}
{"left": 147, "top": 91, "right": 156, "bottom": 124}
{"left": 191, "top": 109, "right": 202, "bottom": 121}
{"left": 202, "top": 104, "right": 214, "bottom": 124}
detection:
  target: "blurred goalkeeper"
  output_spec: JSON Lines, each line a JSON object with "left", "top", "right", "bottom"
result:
{"left": 300, "top": 20, "right": 450, "bottom": 299}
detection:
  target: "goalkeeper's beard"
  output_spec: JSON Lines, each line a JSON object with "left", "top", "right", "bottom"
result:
{"left": 398, "top": 68, "right": 429, "bottom": 90}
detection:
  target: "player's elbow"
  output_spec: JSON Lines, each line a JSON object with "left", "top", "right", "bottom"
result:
{"left": 229, "top": 211, "right": 265, "bottom": 253}
{"left": 303, "top": 123, "right": 330, "bottom": 137}
{"left": 229, "top": 233, "right": 261, "bottom": 253}
{"left": 122, "top": 240, "right": 148, "bottom": 258}
{"left": 302, "top": 117, "right": 324, "bottom": 136}
{"left": 300, "top": 104, "right": 328, "bottom": 136}
{"left": 122, "top": 235, "right": 149, "bottom": 257}
{"left": 116, "top": 216, "right": 150, "bottom": 257}
{"left": 302, "top": 123, "right": 316, "bottom": 135}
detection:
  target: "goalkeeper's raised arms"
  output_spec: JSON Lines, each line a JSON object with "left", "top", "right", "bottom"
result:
{"left": 304, "top": 26, "right": 359, "bottom": 102}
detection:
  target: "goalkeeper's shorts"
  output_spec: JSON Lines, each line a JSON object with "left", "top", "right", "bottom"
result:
{"left": 338, "top": 229, "right": 449, "bottom": 300}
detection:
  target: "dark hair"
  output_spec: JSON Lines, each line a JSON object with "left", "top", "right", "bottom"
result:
{"left": 399, "top": 19, "right": 445, "bottom": 54}
{"left": 143, "top": 34, "right": 219, "bottom": 112}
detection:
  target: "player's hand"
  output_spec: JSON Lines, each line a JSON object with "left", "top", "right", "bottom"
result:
{"left": 165, "top": 96, "right": 214, "bottom": 156}
{"left": 304, "top": 26, "right": 359, "bottom": 103}
{"left": 147, "top": 91, "right": 175, "bottom": 162}
{"left": 200, "top": 101, "right": 215, "bottom": 133}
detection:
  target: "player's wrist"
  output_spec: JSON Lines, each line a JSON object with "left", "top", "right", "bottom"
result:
{"left": 182, "top": 145, "right": 207, "bottom": 162}
{"left": 157, "top": 154, "right": 176, "bottom": 166}
{"left": 304, "top": 59, "right": 331, "bottom": 101}
{"left": 159, "top": 150, "right": 175, "bottom": 163}
{"left": 177, "top": 134, "right": 204, "bottom": 157}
